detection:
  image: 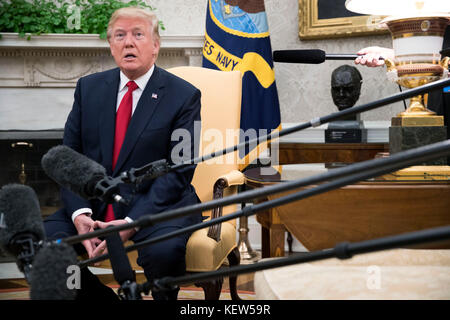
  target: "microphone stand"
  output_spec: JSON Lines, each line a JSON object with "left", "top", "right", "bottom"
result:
{"left": 77, "top": 139, "right": 450, "bottom": 267}
{"left": 8, "top": 234, "right": 43, "bottom": 283}
{"left": 143, "top": 224, "right": 450, "bottom": 291}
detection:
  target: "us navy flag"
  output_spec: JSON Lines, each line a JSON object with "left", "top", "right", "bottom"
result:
{"left": 202, "top": 0, "right": 281, "bottom": 168}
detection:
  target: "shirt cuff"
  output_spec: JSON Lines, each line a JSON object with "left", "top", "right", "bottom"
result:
{"left": 71, "top": 208, "right": 93, "bottom": 223}
{"left": 124, "top": 216, "right": 140, "bottom": 232}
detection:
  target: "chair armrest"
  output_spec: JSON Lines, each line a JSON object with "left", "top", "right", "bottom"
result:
{"left": 207, "top": 170, "right": 245, "bottom": 241}
{"left": 220, "top": 170, "right": 245, "bottom": 187}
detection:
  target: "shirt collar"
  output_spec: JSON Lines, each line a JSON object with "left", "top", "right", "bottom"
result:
{"left": 119, "top": 65, "right": 155, "bottom": 92}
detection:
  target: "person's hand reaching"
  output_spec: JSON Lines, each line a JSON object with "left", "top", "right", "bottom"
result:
{"left": 355, "top": 46, "right": 395, "bottom": 67}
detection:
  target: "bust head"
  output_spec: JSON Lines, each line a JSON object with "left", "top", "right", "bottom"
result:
{"left": 331, "top": 65, "right": 363, "bottom": 110}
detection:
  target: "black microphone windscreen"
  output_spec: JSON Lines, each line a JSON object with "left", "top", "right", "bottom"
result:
{"left": 29, "top": 242, "right": 78, "bottom": 300}
{"left": 41, "top": 145, "right": 106, "bottom": 199}
{"left": 0, "top": 184, "right": 45, "bottom": 252}
{"left": 273, "top": 49, "right": 326, "bottom": 64}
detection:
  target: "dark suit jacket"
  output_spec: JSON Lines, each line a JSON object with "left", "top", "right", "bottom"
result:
{"left": 61, "top": 65, "right": 203, "bottom": 240}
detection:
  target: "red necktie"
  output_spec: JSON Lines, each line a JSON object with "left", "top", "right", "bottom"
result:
{"left": 104, "top": 80, "right": 139, "bottom": 222}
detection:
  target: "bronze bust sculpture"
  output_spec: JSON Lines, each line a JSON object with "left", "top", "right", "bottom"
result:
{"left": 331, "top": 64, "right": 363, "bottom": 112}
{"left": 326, "top": 65, "right": 366, "bottom": 142}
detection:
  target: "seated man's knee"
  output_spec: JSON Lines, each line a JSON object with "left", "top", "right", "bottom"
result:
{"left": 137, "top": 237, "right": 187, "bottom": 278}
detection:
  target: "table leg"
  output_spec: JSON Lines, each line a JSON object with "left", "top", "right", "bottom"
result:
{"left": 287, "top": 232, "right": 293, "bottom": 254}
{"left": 269, "top": 224, "right": 285, "bottom": 258}
{"left": 260, "top": 220, "right": 285, "bottom": 258}
{"left": 261, "top": 225, "right": 271, "bottom": 258}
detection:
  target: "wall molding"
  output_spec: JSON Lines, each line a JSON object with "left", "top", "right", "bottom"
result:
{"left": 0, "top": 33, "right": 205, "bottom": 88}
{"left": 0, "top": 33, "right": 205, "bottom": 49}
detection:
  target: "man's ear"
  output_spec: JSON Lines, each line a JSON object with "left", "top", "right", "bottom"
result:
{"left": 153, "top": 39, "right": 161, "bottom": 59}
{"left": 109, "top": 40, "right": 116, "bottom": 58}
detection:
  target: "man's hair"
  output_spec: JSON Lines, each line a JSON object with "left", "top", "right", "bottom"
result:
{"left": 106, "top": 7, "right": 160, "bottom": 45}
{"left": 331, "top": 64, "right": 362, "bottom": 83}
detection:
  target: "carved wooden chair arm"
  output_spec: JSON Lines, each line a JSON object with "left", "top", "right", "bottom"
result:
{"left": 207, "top": 170, "right": 245, "bottom": 241}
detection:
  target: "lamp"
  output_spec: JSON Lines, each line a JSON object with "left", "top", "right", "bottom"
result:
{"left": 345, "top": 0, "right": 450, "bottom": 16}
{"left": 346, "top": 0, "right": 450, "bottom": 126}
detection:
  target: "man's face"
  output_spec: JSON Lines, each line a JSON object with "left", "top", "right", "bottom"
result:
{"left": 331, "top": 70, "right": 361, "bottom": 110}
{"left": 109, "top": 17, "right": 160, "bottom": 80}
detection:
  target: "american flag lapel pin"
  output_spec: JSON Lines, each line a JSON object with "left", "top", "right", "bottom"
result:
{"left": 152, "top": 93, "right": 158, "bottom": 99}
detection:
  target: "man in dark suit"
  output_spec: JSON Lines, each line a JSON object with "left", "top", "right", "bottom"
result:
{"left": 44, "top": 7, "right": 203, "bottom": 300}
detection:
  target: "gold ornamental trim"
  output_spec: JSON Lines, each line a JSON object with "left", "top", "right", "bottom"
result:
{"left": 392, "top": 32, "right": 444, "bottom": 39}
{"left": 396, "top": 64, "right": 444, "bottom": 76}
{"left": 391, "top": 116, "right": 444, "bottom": 127}
{"left": 380, "top": 166, "right": 450, "bottom": 181}
{"left": 298, "top": 0, "right": 388, "bottom": 40}
{"left": 386, "top": 16, "right": 449, "bottom": 35}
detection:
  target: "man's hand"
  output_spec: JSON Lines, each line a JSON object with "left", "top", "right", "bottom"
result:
{"left": 355, "top": 46, "right": 395, "bottom": 67}
{"left": 90, "top": 219, "right": 136, "bottom": 258}
{"left": 73, "top": 214, "right": 102, "bottom": 259}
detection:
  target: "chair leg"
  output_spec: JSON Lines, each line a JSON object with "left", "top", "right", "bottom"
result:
{"left": 287, "top": 231, "right": 293, "bottom": 254}
{"left": 227, "top": 247, "right": 241, "bottom": 300}
{"left": 195, "top": 277, "right": 224, "bottom": 300}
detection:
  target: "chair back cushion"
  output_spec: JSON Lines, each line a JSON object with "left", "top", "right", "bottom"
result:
{"left": 167, "top": 66, "right": 242, "bottom": 216}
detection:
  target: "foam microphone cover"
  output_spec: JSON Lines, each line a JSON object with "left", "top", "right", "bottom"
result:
{"left": 273, "top": 49, "right": 326, "bottom": 64}
{"left": 0, "top": 184, "right": 45, "bottom": 252}
{"left": 29, "top": 242, "right": 78, "bottom": 300}
{"left": 41, "top": 145, "right": 106, "bottom": 199}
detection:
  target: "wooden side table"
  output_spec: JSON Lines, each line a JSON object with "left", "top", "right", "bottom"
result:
{"left": 244, "top": 164, "right": 450, "bottom": 258}
{"left": 278, "top": 142, "right": 388, "bottom": 164}
{"left": 245, "top": 142, "right": 387, "bottom": 258}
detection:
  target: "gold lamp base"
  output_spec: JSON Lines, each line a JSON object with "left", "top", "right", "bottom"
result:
{"left": 391, "top": 115, "right": 444, "bottom": 126}
{"left": 391, "top": 95, "right": 444, "bottom": 126}
{"left": 384, "top": 53, "right": 450, "bottom": 127}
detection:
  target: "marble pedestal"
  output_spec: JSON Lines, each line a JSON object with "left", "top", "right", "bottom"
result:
{"left": 389, "top": 126, "right": 448, "bottom": 165}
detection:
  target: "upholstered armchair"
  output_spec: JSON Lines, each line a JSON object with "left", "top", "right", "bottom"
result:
{"left": 167, "top": 66, "right": 244, "bottom": 300}
{"left": 99, "top": 66, "right": 244, "bottom": 300}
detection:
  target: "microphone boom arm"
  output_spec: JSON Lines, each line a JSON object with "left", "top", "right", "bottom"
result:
{"left": 76, "top": 138, "right": 450, "bottom": 267}
{"left": 149, "top": 224, "right": 450, "bottom": 290}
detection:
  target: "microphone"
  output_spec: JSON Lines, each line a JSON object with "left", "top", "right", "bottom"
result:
{"left": 29, "top": 242, "right": 78, "bottom": 300}
{"left": 0, "top": 184, "right": 46, "bottom": 282}
{"left": 41, "top": 145, "right": 127, "bottom": 205}
{"left": 273, "top": 49, "right": 361, "bottom": 64}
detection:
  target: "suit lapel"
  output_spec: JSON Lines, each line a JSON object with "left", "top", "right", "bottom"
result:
{"left": 113, "top": 66, "right": 166, "bottom": 175}
{"left": 99, "top": 68, "right": 120, "bottom": 174}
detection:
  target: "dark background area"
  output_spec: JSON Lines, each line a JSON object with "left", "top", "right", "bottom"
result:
{"left": 317, "top": 0, "right": 364, "bottom": 20}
